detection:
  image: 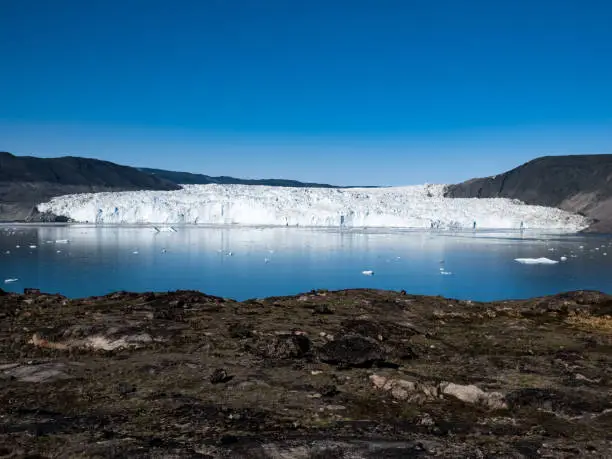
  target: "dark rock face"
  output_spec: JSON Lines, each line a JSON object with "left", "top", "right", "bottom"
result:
{"left": 318, "top": 333, "right": 386, "bottom": 368}
{"left": 444, "top": 154, "right": 612, "bottom": 232}
{"left": 0, "top": 152, "right": 180, "bottom": 221}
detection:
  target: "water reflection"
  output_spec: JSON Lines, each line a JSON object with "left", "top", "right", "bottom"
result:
{"left": 1, "top": 224, "right": 611, "bottom": 301}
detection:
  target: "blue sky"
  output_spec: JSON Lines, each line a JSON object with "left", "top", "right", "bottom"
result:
{"left": 1, "top": 0, "right": 611, "bottom": 186}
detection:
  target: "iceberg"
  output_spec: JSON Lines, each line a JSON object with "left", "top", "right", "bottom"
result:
{"left": 36, "top": 184, "right": 588, "bottom": 231}
{"left": 514, "top": 258, "right": 559, "bottom": 265}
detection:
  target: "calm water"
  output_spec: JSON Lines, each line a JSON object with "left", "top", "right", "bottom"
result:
{"left": 1, "top": 224, "right": 612, "bottom": 301}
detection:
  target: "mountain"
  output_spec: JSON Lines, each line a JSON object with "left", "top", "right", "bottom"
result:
{"left": 444, "top": 154, "right": 612, "bottom": 232}
{"left": 139, "top": 167, "right": 338, "bottom": 188}
{"left": 0, "top": 152, "right": 180, "bottom": 221}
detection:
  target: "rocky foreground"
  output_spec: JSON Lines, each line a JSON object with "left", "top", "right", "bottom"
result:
{"left": 1, "top": 288, "right": 612, "bottom": 458}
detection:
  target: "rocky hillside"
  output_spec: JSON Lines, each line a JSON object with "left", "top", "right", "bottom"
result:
{"left": 139, "top": 167, "right": 338, "bottom": 188}
{"left": 1, "top": 287, "right": 611, "bottom": 457}
{"left": 0, "top": 152, "right": 180, "bottom": 221}
{"left": 445, "top": 155, "right": 612, "bottom": 232}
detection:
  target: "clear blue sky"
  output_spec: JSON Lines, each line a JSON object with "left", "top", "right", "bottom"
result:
{"left": 1, "top": 0, "right": 611, "bottom": 186}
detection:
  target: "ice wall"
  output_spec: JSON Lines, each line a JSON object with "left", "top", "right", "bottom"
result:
{"left": 36, "top": 184, "right": 589, "bottom": 231}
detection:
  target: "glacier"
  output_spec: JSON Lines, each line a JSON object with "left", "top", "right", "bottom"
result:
{"left": 36, "top": 184, "right": 589, "bottom": 231}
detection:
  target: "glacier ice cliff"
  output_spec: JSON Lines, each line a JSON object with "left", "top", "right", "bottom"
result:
{"left": 36, "top": 184, "right": 589, "bottom": 231}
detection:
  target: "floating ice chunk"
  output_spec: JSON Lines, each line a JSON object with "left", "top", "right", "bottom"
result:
{"left": 264, "top": 258, "right": 270, "bottom": 263}
{"left": 515, "top": 257, "right": 559, "bottom": 265}
{"left": 227, "top": 251, "right": 234, "bottom": 256}
{"left": 5, "top": 250, "right": 9, "bottom": 254}
{"left": 56, "top": 250, "right": 61, "bottom": 253}
{"left": 548, "top": 248, "right": 555, "bottom": 252}
{"left": 560, "top": 256, "right": 568, "bottom": 261}
{"left": 55, "top": 239, "right": 69, "bottom": 244}
{"left": 161, "top": 248, "right": 167, "bottom": 253}
{"left": 362, "top": 270, "right": 374, "bottom": 276}
{"left": 604, "top": 253, "right": 608, "bottom": 256}
{"left": 4, "top": 278, "right": 18, "bottom": 283}
{"left": 439, "top": 267, "right": 444, "bottom": 271}
{"left": 440, "top": 271, "right": 453, "bottom": 275}
{"left": 29, "top": 245, "right": 37, "bottom": 249}
{"left": 595, "top": 247, "right": 600, "bottom": 251}
{"left": 133, "top": 250, "right": 139, "bottom": 255}
{"left": 579, "top": 246, "right": 584, "bottom": 249}
{"left": 15, "top": 245, "right": 20, "bottom": 249}
{"left": 154, "top": 226, "right": 177, "bottom": 233}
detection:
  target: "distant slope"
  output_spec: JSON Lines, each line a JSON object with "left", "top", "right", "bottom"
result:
{"left": 444, "top": 155, "right": 612, "bottom": 232}
{"left": 139, "top": 167, "right": 339, "bottom": 188}
{"left": 0, "top": 152, "right": 180, "bottom": 221}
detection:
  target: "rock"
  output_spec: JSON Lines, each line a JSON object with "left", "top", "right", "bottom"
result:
{"left": 117, "top": 382, "right": 136, "bottom": 395}
{"left": 2, "top": 362, "right": 71, "bottom": 383}
{"left": 369, "top": 374, "right": 421, "bottom": 401}
{"left": 29, "top": 328, "right": 155, "bottom": 352}
{"left": 370, "top": 375, "right": 507, "bottom": 409}
{"left": 313, "top": 304, "right": 334, "bottom": 315}
{"left": 258, "top": 334, "right": 311, "bottom": 359}
{"left": 210, "top": 369, "right": 233, "bottom": 384}
{"left": 439, "top": 382, "right": 507, "bottom": 410}
{"left": 320, "top": 384, "right": 339, "bottom": 397}
{"left": 23, "top": 288, "right": 41, "bottom": 295}
{"left": 228, "top": 323, "right": 253, "bottom": 339}
{"left": 318, "top": 334, "right": 386, "bottom": 368}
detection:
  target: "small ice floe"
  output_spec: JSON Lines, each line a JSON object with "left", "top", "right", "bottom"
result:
{"left": 154, "top": 226, "right": 177, "bottom": 233}
{"left": 56, "top": 250, "right": 61, "bottom": 253}
{"left": 227, "top": 251, "right": 234, "bottom": 256}
{"left": 595, "top": 247, "right": 600, "bottom": 251}
{"left": 515, "top": 257, "right": 559, "bottom": 265}
{"left": 161, "top": 248, "right": 167, "bottom": 253}
{"left": 440, "top": 271, "right": 453, "bottom": 275}
{"left": 548, "top": 248, "right": 556, "bottom": 252}
{"left": 264, "top": 258, "right": 270, "bottom": 263}
{"left": 560, "top": 256, "right": 568, "bottom": 262}
{"left": 439, "top": 267, "right": 444, "bottom": 271}
{"left": 4, "top": 278, "right": 18, "bottom": 283}
{"left": 55, "top": 239, "right": 69, "bottom": 244}
{"left": 604, "top": 253, "right": 608, "bottom": 256}
{"left": 579, "top": 246, "right": 585, "bottom": 249}
{"left": 5, "top": 250, "right": 10, "bottom": 254}
{"left": 362, "top": 270, "right": 374, "bottom": 276}
{"left": 133, "top": 250, "right": 139, "bottom": 255}
{"left": 29, "top": 245, "right": 37, "bottom": 249}
{"left": 15, "top": 245, "right": 20, "bottom": 249}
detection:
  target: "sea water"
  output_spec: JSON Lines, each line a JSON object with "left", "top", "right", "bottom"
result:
{"left": 1, "top": 224, "right": 611, "bottom": 301}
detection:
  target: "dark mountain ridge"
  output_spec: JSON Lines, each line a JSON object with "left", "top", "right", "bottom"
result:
{"left": 444, "top": 154, "right": 612, "bottom": 232}
{"left": 138, "top": 167, "right": 339, "bottom": 188}
{"left": 0, "top": 152, "right": 340, "bottom": 222}
{"left": 0, "top": 152, "right": 180, "bottom": 221}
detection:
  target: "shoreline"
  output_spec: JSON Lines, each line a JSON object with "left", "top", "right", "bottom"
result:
{"left": 1, "top": 288, "right": 611, "bottom": 457}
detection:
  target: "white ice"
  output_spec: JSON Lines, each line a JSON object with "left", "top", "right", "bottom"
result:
{"left": 36, "top": 183, "right": 588, "bottom": 231}
{"left": 4, "top": 278, "right": 18, "bottom": 283}
{"left": 362, "top": 270, "right": 374, "bottom": 276}
{"left": 514, "top": 257, "right": 559, "bottom": 265}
